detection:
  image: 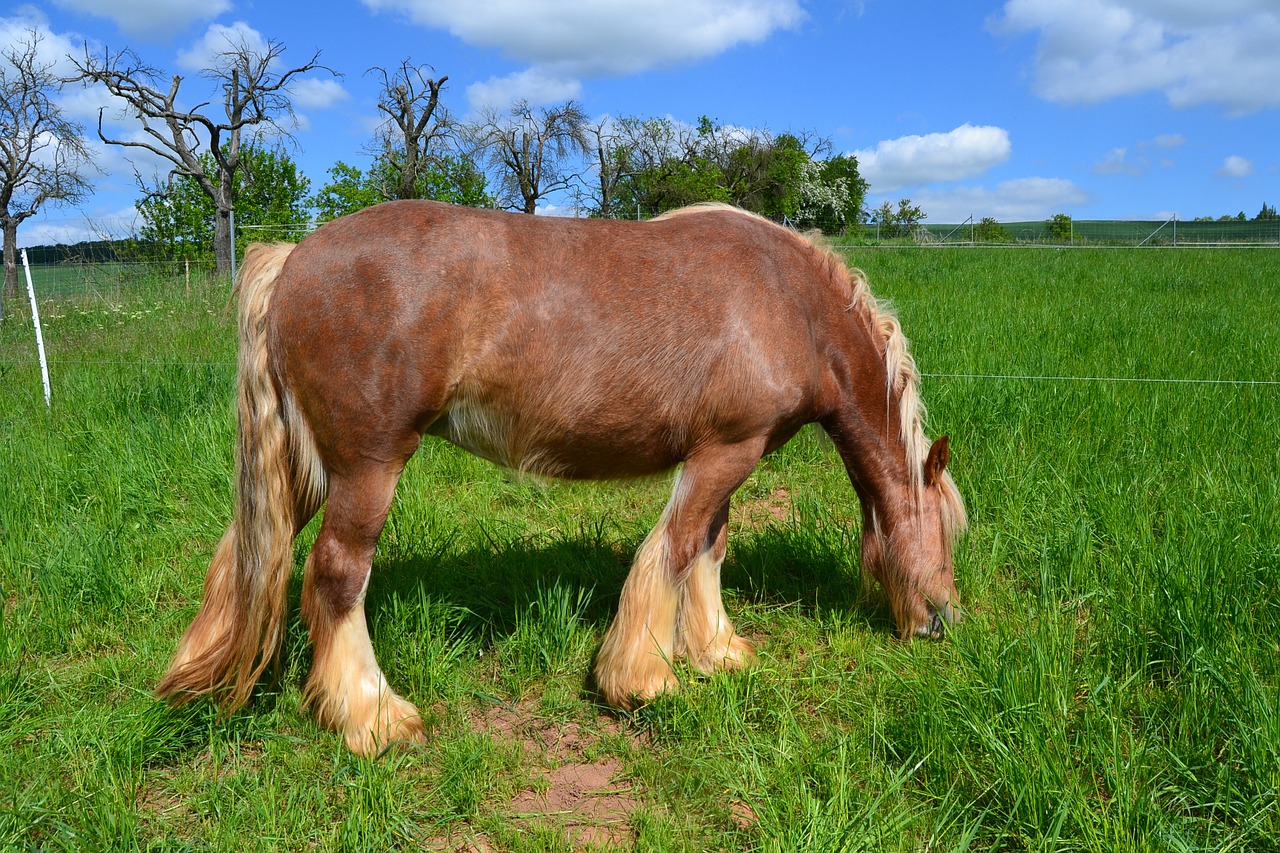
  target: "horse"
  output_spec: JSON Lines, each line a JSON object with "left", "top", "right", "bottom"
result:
{"left": 156, "top": 200, "right": 967, "bottom": 755}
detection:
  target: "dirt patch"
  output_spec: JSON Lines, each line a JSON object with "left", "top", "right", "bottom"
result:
{"left": 731, "top": 487, "right": 793, "bottom": 530}
{"left": 483, "top": 700, "right": 638, "bottom": 849}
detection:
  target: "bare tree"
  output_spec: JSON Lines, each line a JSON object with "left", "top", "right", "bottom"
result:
{"left": 369, "top": 60, "right": 451, "bottom": 201}
{"left": 469, "top": 99, "right": 590, "bottom": 214}
{"left": 72, "top": 36, "right": 331, "bottom": 275}
{"left": 0, "top": 30, "right": 94, "bottom": 318}
{"left": 581, "top": 116, "right": 631, "bottom": 219}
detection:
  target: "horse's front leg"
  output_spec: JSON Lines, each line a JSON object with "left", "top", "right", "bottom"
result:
{"left": 594, "top": 441, "right": 762, "bottom": 709}
{"left": 676, "top": 500, "right": 756, "bottom": 674}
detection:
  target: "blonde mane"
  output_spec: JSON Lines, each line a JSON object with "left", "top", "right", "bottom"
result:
{"left": 799, "top": 229, "right": 968, "bottom": 546}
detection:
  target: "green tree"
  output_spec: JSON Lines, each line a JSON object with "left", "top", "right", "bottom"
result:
{"left": 310, "top": 161, "right": 381, "bottom": 223}
{"left": 1254, "top": 202, "right": 1277, "bottom": 221}
{"left": 417, "top": 154, "right": 490, "bottom": 207}
{"left": 600, "top": 116, "right": 863, "bottom": 227}
{"left": 136, "top": 146, "right": 310, "bottom": 263}
{"left": 872, "top": 198, "right": 926, "bottom": 239}
{"left": 733, "top": 131, "right": 808, "bottom": 220}
{"left": 974, "top": 217, "right": 1012, "bottom": 243}
{"left": 310, "top": 154, "right": 491, "bottom": 223}
{"left": 1046, "top": 213, "right": 1073, "bottom": 242}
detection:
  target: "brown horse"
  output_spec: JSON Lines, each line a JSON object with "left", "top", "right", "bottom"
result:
{"left": 156, "top": 201, "right": 966, "bottom": 754}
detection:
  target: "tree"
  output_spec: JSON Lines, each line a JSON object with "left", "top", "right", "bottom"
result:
{"left": 135, "top": 145, "right": 310, "bottom": 262}
{"left": 369, "top": 60, "right": 451, "bottom": 201}
{"left": 1046, "top": 213, "right": 1073, "bottom": 242}
{"left": 581, "top": 117, "right": 629, "bottom": 219}
{"left": 73, "top": 36, "right": 331, "bottom": 275}
{"left": 1254, "top": 202, "right": 1277, "bottom": 221}
{"left": 310, "top": 161, "right": 381, "bottom": 222}
{"left": 732, "top": 131, "right": 808, "bottom": 220}
{"left": 468, "top": 99, "right": 590, "bottom": 214}
{"left": 0, "top": 30, "right": 94, "bottom": 318}
{"left": 815, "top": 154, "right": 869, "bottom": 228}
{"left": 872, "top": 198, "right": 926, "bottom": 239}
{"left": 973, "top": 217, "right": 1013, "bottom": 243}
{"left": 597, "top": 116, "right": 862, "bottom": 228}
{"left": 310, "top": 154, "right": 491, "bottom": 223}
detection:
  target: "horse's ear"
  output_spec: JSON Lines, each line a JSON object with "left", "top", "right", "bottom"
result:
{"left": 924, "top": 435, "right": 950, "bottom": 486}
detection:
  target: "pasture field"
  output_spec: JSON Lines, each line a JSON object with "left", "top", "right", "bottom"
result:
{"left": 1, "top": 247, "right": 1278, "bottom": 851}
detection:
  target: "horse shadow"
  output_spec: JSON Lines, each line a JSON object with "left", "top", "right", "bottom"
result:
{"left": 145, "top": 517, "right": 896, "bottom": 759}
{"left": 283, "top": 515, "right": 896, "bottom": 665}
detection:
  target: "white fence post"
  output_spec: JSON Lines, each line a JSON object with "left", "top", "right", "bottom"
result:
{"left": 20, "top": 248, "right": 51, "bottom": 409}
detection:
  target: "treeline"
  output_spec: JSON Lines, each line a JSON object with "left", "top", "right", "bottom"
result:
{"left": 20, "top": 240, "right": 127, "bottom": 264}
{"left": 1192, "top": 202, "right": 1278, "bottom": 222}
{"left": 129, "top": 113, "right": 871, "bottom": 266}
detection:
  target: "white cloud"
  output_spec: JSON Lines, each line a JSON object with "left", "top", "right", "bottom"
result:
{"left": 52, "top": 0, "right": 230, "bottom": 41}
{"left": 25, "top": 218, "right": 101, "bottom": 246}
{"left": 992, "top": 0, "right": 1280, "bottom": 113}
{"left": 853, "top": 124, "right": 1011, "bottom": 193}
{"left": 1217, "top": 155, "right": 1254, "bottom": 178}
{"left": 906, "top": 177, "right": 1089, "bottom": 223}
{"left": 1091, "top": 133, "right": 1187, "bottom": 176}
{"left": 2, "top": 7, "right": 83, "bottom": 79}
{"left": 176, "top": 21, "right": 270, "bottom": 72}
{"left": 290, "top": 78, "right": 350, "bottom": 111}
{"left": 466, "top": 67, "right": 582, "bottom": 112}
{"left": 1093, "top": 147, "right": 1140, "bottom": 176}
{"left": 365, "top": 0, "right": 804, "bottom": 106}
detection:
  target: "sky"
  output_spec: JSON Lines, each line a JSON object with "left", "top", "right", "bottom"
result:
{"left": 6, "top": 0, "right": 1279, "bottom": 245}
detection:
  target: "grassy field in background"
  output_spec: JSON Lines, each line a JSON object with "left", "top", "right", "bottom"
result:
{"left": 1, "top": 247, "right": 1278, "bottom": 851}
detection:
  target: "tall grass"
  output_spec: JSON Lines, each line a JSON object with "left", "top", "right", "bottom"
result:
{"left": 1, "top": 249, "right": 1277, "bottom": 850}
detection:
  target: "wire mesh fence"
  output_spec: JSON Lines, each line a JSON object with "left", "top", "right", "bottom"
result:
{"left": 907, "top": 217, "right": 1280, "bottom": 246}
{"left": 11, "top": 210, "right": 1278, "bottom": 308}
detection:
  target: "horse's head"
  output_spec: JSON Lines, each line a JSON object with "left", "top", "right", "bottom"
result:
{"left": 861, "top": 435, "right": 967, "bottom": 638}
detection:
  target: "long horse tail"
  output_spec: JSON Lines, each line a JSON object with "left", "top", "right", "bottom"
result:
{"left": 157, "top": 242, "right": 327, "bottom": 712}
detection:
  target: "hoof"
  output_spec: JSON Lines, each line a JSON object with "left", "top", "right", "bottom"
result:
{"left": 343, "top": 690, "right": 426, "bottom": 755}
{"left": 682, "top": 631, "right": 757, "bottom": 675}
{"left": 596, "top": 659, "right": 680, "bottom": 711}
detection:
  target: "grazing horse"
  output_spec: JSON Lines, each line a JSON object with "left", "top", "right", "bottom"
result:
{"left": 156, "top": 201, "right": 967, "bottom": 755}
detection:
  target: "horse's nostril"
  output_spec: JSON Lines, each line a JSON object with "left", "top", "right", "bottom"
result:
{"left": 928, "top": 609, "right": 945, "bottom": 637}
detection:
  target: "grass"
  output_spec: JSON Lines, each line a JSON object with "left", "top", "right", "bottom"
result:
{"left": 2, "top": 248, "right": 1278, "bottom": 851}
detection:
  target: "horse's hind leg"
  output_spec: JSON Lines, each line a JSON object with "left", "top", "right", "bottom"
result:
{"left": 676, "top": 500, "right": 756, "bottom": 674}
{"left": 301, "top": 463, "right": 421, "bottom": 755}
{"left": 595, "top": 440, "right": 763, "bottom": 709}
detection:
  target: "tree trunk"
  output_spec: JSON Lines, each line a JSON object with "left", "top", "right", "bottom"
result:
{"left": 2, "top": 218, "right": 19, "bottom": 321}
{"left": 213, "top": 205, "right": 233, "bottom": 276}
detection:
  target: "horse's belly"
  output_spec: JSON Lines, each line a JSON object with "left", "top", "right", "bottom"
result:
{"left": 425, "top": 395, "right": 679, "bottom": 480}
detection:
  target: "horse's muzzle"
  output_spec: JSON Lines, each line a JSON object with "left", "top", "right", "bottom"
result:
{"left": 916, "top": 601, "right": 961, "bottom": 638}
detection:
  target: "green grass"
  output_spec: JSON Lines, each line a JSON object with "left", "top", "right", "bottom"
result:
{"left": 2, "top": 249, "right": 1278, "bottom": 851}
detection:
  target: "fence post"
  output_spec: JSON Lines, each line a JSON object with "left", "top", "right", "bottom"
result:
{"left": 20, "top": 248, "right": 51, "bottom": 409}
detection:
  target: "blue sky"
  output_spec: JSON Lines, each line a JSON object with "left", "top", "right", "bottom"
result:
{"left": 7, "top": 0, "right": 1279, "bottom": 245}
